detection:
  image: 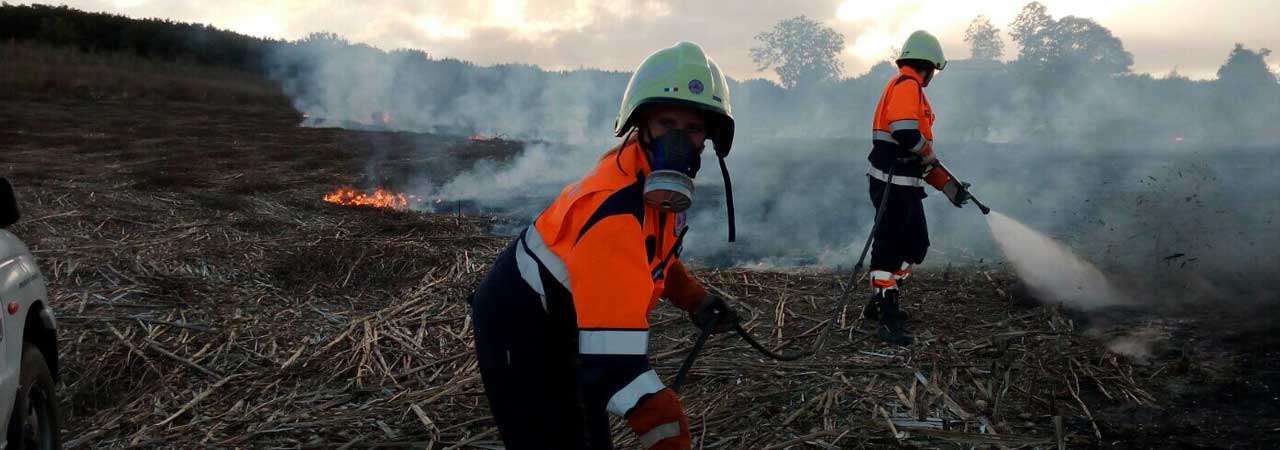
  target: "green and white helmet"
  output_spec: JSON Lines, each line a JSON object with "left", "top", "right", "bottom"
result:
{"left": 897, "top": 30, "right": 947, "bottom": 70}
{"left": 614, "top": 41, "right": 736, "bottom": 157}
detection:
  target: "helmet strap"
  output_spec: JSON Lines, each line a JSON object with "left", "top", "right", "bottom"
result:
{"left": 717, "top": 154, "right": 736, "bottom": 243}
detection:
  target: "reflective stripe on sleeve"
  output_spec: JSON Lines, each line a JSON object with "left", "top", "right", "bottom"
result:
{"left": 888, "top": 119, "right": 919, "bottom": 132}
{"left": 606, "top": 369, "right": 664, "bottom": 415}
{"left": 523, "top": 226, "right": 570, "bottom": 288}
{"left": 638, "top": 422, "right": 684, "bottom": 449}
{"left": 867, "top": 167, "right": 927, "bottom": 187}
{"left": 513, "top": 233, "right": 549, "bottom": 311}
{"left": 580, "top": 329, "right": 649, "bottom": 355}
{"left": 907, "top": 137, "right": 928, "bottom": 154}
{"left": 872, "top": 130, "right": 898, "bottom": 144}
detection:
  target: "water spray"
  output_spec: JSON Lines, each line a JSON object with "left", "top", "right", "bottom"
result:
{"left": 942, "top": 164, "right": 1125, "bottom": 308}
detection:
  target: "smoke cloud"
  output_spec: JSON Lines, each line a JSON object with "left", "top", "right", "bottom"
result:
{"left": 265, "top": 20, "right": 1280, "bottom": 306}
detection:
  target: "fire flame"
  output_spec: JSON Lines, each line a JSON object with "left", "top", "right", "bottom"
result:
{"left": 323, "top": 186, "right": 412, "bottom": 210}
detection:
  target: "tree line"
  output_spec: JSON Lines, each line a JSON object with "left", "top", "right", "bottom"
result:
{"left": 3, "top": 2, "right": 1276, "bottom": 148}
{"left": 0, "top": 3, "right": 281, "bottom": 74}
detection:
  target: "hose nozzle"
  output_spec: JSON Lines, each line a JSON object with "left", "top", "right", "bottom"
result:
{"left": 971, "top": 196, "right": 991, "bottom": 215}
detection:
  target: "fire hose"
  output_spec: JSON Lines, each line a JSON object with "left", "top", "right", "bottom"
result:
{"left": 672, "top": 313, "right": 810, "bottom": 393}
{"left": 672, "top": 162, "right": 904, "bottom": 392}
{"left": 672, "top": 161, "right": 991, "bottom": 392}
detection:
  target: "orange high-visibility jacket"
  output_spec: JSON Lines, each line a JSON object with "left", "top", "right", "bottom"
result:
{"left": 869, "top": 66, "right": 952, "bottom": 190}
{"left": 512, "top": 137, "right": 706, "bottom": 448}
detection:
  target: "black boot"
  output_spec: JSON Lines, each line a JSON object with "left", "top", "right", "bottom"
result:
{"left": 861, "top": 293, "right": 882, "bottom": 320}
{"left": 876, "top": 290, "right": 914, "bottom": 346}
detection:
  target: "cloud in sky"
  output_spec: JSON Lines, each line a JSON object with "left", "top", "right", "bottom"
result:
{"left": 50, "top": 0, "right": 1280, "bottom": 79}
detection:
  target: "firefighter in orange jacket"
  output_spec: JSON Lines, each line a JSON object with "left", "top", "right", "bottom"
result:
{"left": 864, "top": 31, "right": 972, "bottom": 345}
{"left": 469, "top": 42, "right": 740, "bottom": 450}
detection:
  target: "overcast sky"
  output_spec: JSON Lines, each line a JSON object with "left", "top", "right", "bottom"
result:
{"left": 44, "top": 0, "right": 1280, "bottom": 80}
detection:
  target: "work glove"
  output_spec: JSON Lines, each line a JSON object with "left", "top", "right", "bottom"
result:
{"left": 689, "top": 294, "right": 737, "bottom": 334}
{"left": 627, "top": 389, "right": 691, "bottom": 450}
{"left": 943, "top": 179, "right": 972, "bottom": 207}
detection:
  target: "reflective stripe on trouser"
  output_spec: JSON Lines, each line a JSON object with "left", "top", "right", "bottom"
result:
{"left": 607, "top": 369, "right": 665, "bottom": 415}
{"left": 870, "top": 270, "right": 897, "bottom": 291}
{"left": 514, "top": 226, "right": 571, "bottom": 311}
{"left": 868, "top": 167, "right": 927, "bottom": 187}
{"left": 895, "top": 262, "right": 912, "bottom": 281}
{"left": 638, "top": 422, "right": 683, "bottom": 449}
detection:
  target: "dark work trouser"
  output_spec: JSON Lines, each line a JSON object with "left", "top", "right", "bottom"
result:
{"left": 470, "top": 241, "right": 597, "bottom": 450}
{"left": 867, "top": 177, "right": 930, "bottom": 275}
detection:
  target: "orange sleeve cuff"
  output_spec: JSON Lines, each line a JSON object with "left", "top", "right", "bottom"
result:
{"left": 924, "top": 163, "right": 952, "bottom": 191}
{"left": 663, "top": 260, "right": 708, "bottom": 312}
{"left": 626, "top": 389, "right": 691, "bottom": 450}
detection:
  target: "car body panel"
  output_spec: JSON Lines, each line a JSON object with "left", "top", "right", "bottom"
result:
{"left": 0, "top": 229, "right": 47, "bottom": 442}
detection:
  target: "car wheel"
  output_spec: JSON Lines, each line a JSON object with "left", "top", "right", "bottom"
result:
{"left": 6, "top": 344, "right": 61, "bottom": 450}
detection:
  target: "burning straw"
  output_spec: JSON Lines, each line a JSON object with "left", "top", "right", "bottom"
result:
{"left": 323, "top": 185, "right": 420, "bottom": 210}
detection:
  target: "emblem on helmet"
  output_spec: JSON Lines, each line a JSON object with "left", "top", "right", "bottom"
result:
{"left": 688, "top": 79, "right": 704, "bottom": 95}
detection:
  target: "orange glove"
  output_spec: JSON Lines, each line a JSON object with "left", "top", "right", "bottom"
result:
{"left": 626, "top": 389, "right": 691, "bottom": 450}
{"left": 663, "top": 260, "right": 708, "bottom": 313}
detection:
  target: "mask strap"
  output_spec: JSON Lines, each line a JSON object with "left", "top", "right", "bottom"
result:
{"left": 638, "top": 126, "right": 655, "bottom": 169}
{"left": 717, "top": 155, "right": 735, "bottom": 243}
{"left": 618, "top": 128, "right": 637, "bottom": 174}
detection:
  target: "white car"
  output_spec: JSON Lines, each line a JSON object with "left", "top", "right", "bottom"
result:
{"left": 0, "top": 178, "right": 60, "bottom": 450}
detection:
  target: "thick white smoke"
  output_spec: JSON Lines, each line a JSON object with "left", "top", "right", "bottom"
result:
{"left": 266, "top": 25, "right": 1280, "bottom": 305}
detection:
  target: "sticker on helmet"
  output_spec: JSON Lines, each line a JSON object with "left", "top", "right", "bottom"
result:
{"left": 688, "top": 79, "right": 704, "bottom": 95}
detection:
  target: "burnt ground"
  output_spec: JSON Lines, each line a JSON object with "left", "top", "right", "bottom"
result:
{"left": 1077, "top": 301, "right": 1280, "bottom": 449}
{"left": 2, "top": 95, "right": 1277, "bottom": 449}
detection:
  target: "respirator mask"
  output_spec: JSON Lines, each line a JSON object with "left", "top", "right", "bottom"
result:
{"left": 642, "top": 129, "right": 701, "bottom": 212}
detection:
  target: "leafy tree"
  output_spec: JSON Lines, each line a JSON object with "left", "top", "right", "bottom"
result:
{"left": 1009, "top": 2, "right": 1053, "bottom": 62}
{"left": 1040, "top": 17, "right": 1132, "bottom": 74}
{"left": 964, "top": 15, "right": 1004, "bottom": 61}
{"left": 1216, "top": 44, "right": 1277, "bottom": 87}
{"left": 299, "top": 31, "right": 349, "bottom": 47}
{"left": 1209, "top": 44, "right": 1279, "bottom": 144}
{"left": 749, "top": 15, "right": 846, "bottom": 89}
{"left": 1008, "top": 2, "right": 1131, "bottom": 75}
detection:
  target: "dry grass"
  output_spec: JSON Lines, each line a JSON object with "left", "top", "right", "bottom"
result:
{"left": 4, "top": 74, "right": 1271, "bottom": 449}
